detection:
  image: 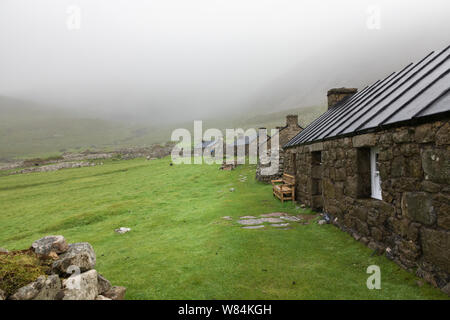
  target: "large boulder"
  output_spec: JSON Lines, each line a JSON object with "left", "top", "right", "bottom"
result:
{"left": 441, "top": 283, "right": 450, "bottom": 296}
{"left": 402, "top": 192, "right": 436, "bottom": 225}
{"left": 0, "top": 289, "right": 6, "bottom": 300}
{"left": 33, "top": 275, "right": 62, "bottom": 300}
{"left": 9, "top": 275, "right": 62, "bottom": 300}
{"left": 52, "top": 242, "right": 96, "bottom": 274}
{"left": 61, "top": 270, "right": 98, "bottom": 300}
{"left": 103, "top": 286, "right": 127, "bottom": 300}
{"left": 96, "top": 295, "right": 112, "bottom": 300}
{"left": 97, "top": 273, "right": 112, "bottom": 295}
{"left": 9, "top": 277, "right": 45, "bottom": 300}
{"left": 421, "top": 149, "right": 450, "bottom": 184}
{"left": 32, "top": 235, "right": 68, "bottom": 256}
{"left": 0, "top": 248, "right": 8, "bottom": 254}
{"left": 420, "top": 228, "right": 450, "bottom": 274}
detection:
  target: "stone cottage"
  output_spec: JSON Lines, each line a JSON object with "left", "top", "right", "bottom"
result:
{"left": 283, "top": 47, "right": 450, "bottom": 292}
{"left": 256, "top": 115, "right": 303, "bottom": 183}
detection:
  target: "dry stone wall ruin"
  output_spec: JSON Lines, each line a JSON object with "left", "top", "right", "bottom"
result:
{"left": 0, "top": 235, "right": 126, "bottom": 300}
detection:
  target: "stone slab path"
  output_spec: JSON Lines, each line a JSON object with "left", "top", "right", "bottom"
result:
{"left": 241, "top": 225, "right": 265, "bottom": 229}
{"left": 226, "top": 212, "right": 318, "bottom": 230}
{"left": 270, "top": 223, "right": 290, "bottom": 227}
{"left": 221, "top": 212, "right": 318, "bottom": 230}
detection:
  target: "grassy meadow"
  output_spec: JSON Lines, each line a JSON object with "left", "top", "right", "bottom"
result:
{"left": 0, "top": 157, "right": 448, "bottom": 299}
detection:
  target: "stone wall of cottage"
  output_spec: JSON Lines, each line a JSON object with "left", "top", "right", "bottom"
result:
{"left": 284, "top": 118, "right": 450, "bottom": 289}
{"left": 256, "top": 115, "right": 303, "bottom": 183}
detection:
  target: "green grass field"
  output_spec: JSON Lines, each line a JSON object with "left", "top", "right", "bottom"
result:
{"left": 0, "top": 157, "right": 447, "bottom": 299}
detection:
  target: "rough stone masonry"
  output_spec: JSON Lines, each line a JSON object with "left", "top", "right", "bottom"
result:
{"left": 284, "top": 118, "right": 450, "bottom": 293}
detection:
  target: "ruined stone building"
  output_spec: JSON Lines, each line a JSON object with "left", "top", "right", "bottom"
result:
{"left": 256, "top": 115, "right": 303, "bottom": 182}
{"left": 229, "top": 132, "right": 259, "bottom": 158}
{"left": 283, "top": 47, "right": 450, "bottom": 292}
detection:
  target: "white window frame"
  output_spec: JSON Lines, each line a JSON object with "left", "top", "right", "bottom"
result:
{"left": 370, "top": 147, "right": 382, "bottom": 200}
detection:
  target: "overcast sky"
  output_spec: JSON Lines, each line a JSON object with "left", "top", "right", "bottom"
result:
{"left": 0, "top": 0, "right": 449, "bottom": 124}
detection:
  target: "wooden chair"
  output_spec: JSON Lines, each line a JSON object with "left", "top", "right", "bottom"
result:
{"left": 271, "top": 173, "right": 296, "bottom": 203}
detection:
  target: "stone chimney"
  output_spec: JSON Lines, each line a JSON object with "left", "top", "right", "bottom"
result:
{"left": 327, "top": 88, "right": 358, "bottom": 109}
{"left": 286, "top": 115, "right": 298, "bottom": 128}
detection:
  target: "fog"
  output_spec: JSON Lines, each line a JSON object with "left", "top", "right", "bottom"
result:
{"left": 1, "top": 0, "right": 449, "bottom": 125}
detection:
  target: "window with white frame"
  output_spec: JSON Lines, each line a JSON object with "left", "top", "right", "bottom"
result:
{"left": 370, "top": 147, "right": 382, "bottom": 200}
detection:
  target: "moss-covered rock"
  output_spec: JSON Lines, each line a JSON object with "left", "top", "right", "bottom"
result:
{"left": 0, "top": 250, "right": 51, "bottom": 297}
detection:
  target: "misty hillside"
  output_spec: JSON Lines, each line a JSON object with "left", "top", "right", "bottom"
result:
{"left": 0, "top": 96, "right": 137, "bottom": 160}
{"left": 0, "top": 95, "right": 325, "bottom": 160}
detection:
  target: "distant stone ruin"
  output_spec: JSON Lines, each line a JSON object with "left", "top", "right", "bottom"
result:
{"left": 1, "top": 141, "right": 176, "bottom": 176}
{"left": 12, "top": 162, "right": 98, "bottom": 175}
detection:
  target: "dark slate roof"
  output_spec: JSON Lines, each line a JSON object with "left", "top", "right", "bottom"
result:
{"left": 285, "top": 46, "right": 450, "bottom": 148}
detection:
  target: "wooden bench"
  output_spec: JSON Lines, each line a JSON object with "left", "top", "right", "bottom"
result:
{"left": 271, "top": 173, "right": 295, "bottom": 203}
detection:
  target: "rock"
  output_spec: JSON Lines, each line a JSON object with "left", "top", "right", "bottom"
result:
{"left": 352, "top": 233, "right": 361, "bottom": 241}
{"left": 441, "top": 283, "right": 450, "bottom": 296}
{"left": 115, "top": 227, "right": 131, "bottom": 234}
{"left": 352, "top": 133, "right": 377, "bottom": 147}
{"left": 52, "top": 242, "right": 96, "bottom": 274}
{"left": 238, "top": 219, "right": 264, "bottom": 225}
{"left": 318, "top": 220, "right": 327, "bottom": 225}
{"left": 414, "top": 123, "right": 435, "bottom": 143}
{"left": 421, "top": 149, "right": 450, "bottom": 184}
{"left": 61, "top": 270, "right": 98, "bottom": 300}
{"left": 261, "top": 218, "right": 284, "bottom": 223}
{"left": 9, "top": 276, "right": 46, "bottom": 300}
{"left": 241, "top": 225, "right": 265, "bottom": 229}
{"left": 103, "top": 286, "right": 126, "bottom": 300}
{"left": 392, "top": 129, "right": 412, "bottom": 143}
{"left": 34, "top": 275, "right": 62, "bottom": 300}
{"left": 229, "top": 188, "right": 235, "bottom": 192}
{"left": 270, "top": 223, "right": 290, "bottom": 227}
{"left": 420, "top": 228, "right": 450, "bottom": 273}
{"left": 96, "top": 295, "right": 112, "bottom": 300}
{"left": 48, "top": 252, "right": 59, "bottom": 260}
{"left": 222, "top": 216, "right": 232, "bottom": 221}
{"left": 237, "top": 217, "right": 284, "bottom": 225}
{"left": 280, "top": 216, "right": 301, "bottom": 222}
{"left": 0, "top": 289, "right": 6, "bottom": 300}
{"left": 368, "top": 241, "right": 384, "bottom": 254}
{"left": 15, "top": 162, "right": 93, "bottom": 175}
{"left": 260, "top": 212, "right": 286, "bottom": 217}
{"left": 97, "top": 274, "right": 112, "bottom": 295}
{"left": 239, "top": 216, "right": 257, "bottom": 219}
{"left": 0, "top": 247, "right": 8, "bottom": 254}
{"left": 31, "top": 235, "right": 69, "bottom": 255}
{"left": 9, "top": 275, "right": 61, "bottom": 300}
{"left": 402, "top": 192, "right": 436, "bottom": 225}
{"left": 437, "top": 204, "right": 450, "bottom": 229}
{"left": 360, "top": 237, "right": 369, "bottom": 245}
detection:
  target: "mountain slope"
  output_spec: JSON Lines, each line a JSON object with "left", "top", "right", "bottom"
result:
{"left": 0, "top": 95, "right": 325, "bottom": 160}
